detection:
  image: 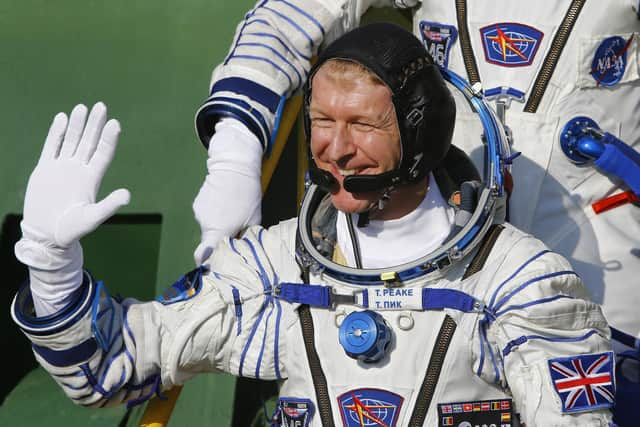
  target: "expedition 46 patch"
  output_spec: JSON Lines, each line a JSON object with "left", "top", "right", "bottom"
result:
{"left": 419, "top": 21, "right": 458, "bottom": 69}
{"left": 438, "top": 399, "right": 513, "bottom": 427}
{"left": 271, "top": 398, "right": 314, "bottom": 427}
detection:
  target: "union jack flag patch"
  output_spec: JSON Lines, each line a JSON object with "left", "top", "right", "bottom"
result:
{"left": 548, "top": 351, "right": 615, "bottom": 413}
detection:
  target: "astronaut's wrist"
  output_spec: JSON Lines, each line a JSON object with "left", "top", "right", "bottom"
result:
{"left": 206, "top": 119, "right": 263, "bottom": 176}
{"left": 15, "top": 231, "right": 83, "bottom": 271}
{"left": 12, "top": 270, "right": 96, "bottom": 335}
{"left": 195, "top": 77, "right": 283, "bottom": 152}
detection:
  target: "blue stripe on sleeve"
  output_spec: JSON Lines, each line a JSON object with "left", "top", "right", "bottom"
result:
{"left": 211, "top": 78, "right": 281, "bottom": 114}
{"left": 262, "top": 6, "right": 314, "bottom": 50}
{"left": 198, "top": 99, "right": 270, "bottom": 150}
{"left": 32, "top": 338, "right": 98, "bottom": 368}
{"left": 255, "top": 299, "right": 276, "bottom": 379}
{"left": 226, "top": 54, "right": 294, "bottom": 88}
{"left": 273, "top": 298, "right": 283, "bottom": 379}
{"left": 276, "top": 0, "right": 325, "bottom": 36}
{"left": 488, "top": 250, "right": 550, "bottom": 309}
{"left": 232, "top": 286, "right": 243, "bottom": 336}
{"left": 493, "top": 271, "right": 578, "bottom": 312}
{"left": 502, "top": 330, "right": 599, "bottom": 357}
{"left": 236, "top": 42, "right": 303, "bottom": 88}
{"left": 239, "top": 299, "right": 270, "bottom": 377}
{"left": 495, "top": 294, "right": 574, "bottom": 318}
{"left": 242, "top": 237, "right": 272, "bottom": 291}
{"left": 224, "top": 0, "right": 269, "bottom": 63}
{"left": 245, "top": 31, "right": 310, "bottom": 61}
{"left": 97, "top": 347, "right": 129, "bottom": 392}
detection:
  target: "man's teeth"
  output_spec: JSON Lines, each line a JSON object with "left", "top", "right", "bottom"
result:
{"left": 339, "top": 169, "right": 356, "bottom": 176}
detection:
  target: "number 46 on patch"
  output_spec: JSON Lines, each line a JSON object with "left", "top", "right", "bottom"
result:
{"left": 419, "top": 21, "right": 458, "bottom": 69}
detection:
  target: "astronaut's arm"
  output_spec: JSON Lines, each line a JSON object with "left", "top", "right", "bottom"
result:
{"left": 194, "top": 0, "right": 396, "bottom": 152}
{"left": 11, "top": 225, "right": 296, "bottom": 408}
{"left": 191, "top": 0, "right": 397, "bottom": 264}
{"left": 479, "top": 246, "right": 614, "bottom": 426}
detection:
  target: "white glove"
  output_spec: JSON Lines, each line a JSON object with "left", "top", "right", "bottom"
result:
{"left": 15, "top": 102, "right": 130, "bottom": 316}
{"left": 193, "top": 118, "right": 262, "bottom": 265}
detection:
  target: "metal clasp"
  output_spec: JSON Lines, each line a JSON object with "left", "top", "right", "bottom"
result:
{"left": 330, "top": 288, "right": 362, "bottom": 308}
{"left": 381, "top": 271, "right": 403, "bottom": 288}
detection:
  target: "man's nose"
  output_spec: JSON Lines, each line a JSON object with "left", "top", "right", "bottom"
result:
{"left": 327, "top": 124, "right": 356, "bottom": 163}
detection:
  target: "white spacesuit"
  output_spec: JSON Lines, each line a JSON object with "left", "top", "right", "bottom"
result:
{"left": 193, "top": 0, "right": 640, "bottom": 358}
{"left": 13, "top": 24, "right": 616, "bottom": 427}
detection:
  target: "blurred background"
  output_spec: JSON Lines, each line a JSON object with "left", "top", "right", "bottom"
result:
{"left": 0, "top": 1, "right": 409, "bottom": 425}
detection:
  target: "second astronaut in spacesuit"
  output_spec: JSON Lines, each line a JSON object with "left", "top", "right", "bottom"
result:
{"left": 12, "top": 24, "right": 615, "bottom": 426}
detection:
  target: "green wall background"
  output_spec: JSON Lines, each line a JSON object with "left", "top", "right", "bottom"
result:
{"left": 0, "top": 2, "right": 410, "bottom": 426}
{"left": 0, "top": 1, "right": 259, "bottom": 425}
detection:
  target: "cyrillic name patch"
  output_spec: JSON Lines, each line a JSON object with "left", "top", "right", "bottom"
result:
{"left": 338, "top": 388, "right": 403, "bottom": 427}
{"left": 480, "top": 22, "right": 544, "bottom": 67}
{"left": 548, "top": 351, "right": 615, "bottom": 413}
{"left": 419, "top": 21, "right": 458, "bottom": 69}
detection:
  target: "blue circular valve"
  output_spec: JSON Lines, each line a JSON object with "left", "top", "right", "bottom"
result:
{"left": 339, "top": 310, "right": 391, "bottom": 363}
{"left": 560, "top": 116, "right": 601, "bottom": 165}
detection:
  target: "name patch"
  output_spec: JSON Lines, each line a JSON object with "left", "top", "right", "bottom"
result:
{"left": 363, "top": 286, "right": 422, "bottom": 310}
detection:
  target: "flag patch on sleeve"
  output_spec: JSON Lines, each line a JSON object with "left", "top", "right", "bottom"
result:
{"left": 548, "top": 351, "right": 615, "bottom": 413}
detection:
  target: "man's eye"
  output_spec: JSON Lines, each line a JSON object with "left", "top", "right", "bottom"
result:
{"left": 352, "top": 122, "right": 375, "bottom": 131}
{"left": 311, "top": 118, "right": 333, "bottom": 127}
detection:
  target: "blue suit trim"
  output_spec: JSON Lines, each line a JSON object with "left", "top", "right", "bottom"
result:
{"left": 255, "top": 297, "right": 276, "bottom": 379}
{"left": 32, "top": 338, "right": 98, "bottom": 368}
{"left": 262, "top": 6, "right": 315, "bottom": 50}
{"left": 493, "top": 270, "right": 578, "bottom": 312}
{"left": 495, "top": 294, "right": 574, "bottom": 317}
{"left": 502, "top": 329, "right": 599, "bottom": 357}
{"left": 12, "top": 270, "right": 96, "bottom": 336}
{"left": 245, "top": 31, "right": 310, "bottom": 61}
{"left": 276, "top": 0, "right": 325, "bottom": 36}
{"left": 211, "top": 77, "right": 281, "bottom": 114}
{"left": 239, "top": 298, "right": 269, "bottom": 377}
{"left": 488, "top": 250, "right": 550, "bottom": 308}
{"left": 273, "top": 297, "right": 283, "bottom": 379}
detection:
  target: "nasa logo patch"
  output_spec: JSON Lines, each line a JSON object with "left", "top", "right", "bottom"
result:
{"left": 480, "top": 22, "right": 544, "bottom": 67}
{"left": 590, "top": 35, "right": 633, "bottom": 86}
{"left": 338, "top": 388, "right": 403, "bottom": 427}
{"left": 419, "top": 21, "right": 458, "bottom": 69}
{"left": 271, "top": 397, "right": 314, "bottom": 427}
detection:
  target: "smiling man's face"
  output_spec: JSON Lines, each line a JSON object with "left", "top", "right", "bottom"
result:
{"left": 309, "top": 61, "right": 402, "bottom": 215}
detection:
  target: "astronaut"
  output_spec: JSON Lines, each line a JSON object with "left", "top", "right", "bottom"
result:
{"left": 13, "top": 24, "right": 615, "bottom": 426}
{"left": 192, "top": 0, "right": 640, "bottom": 375}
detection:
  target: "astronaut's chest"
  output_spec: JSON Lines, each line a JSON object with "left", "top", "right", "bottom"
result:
{"left": 413, "top": 0, "right": 637, "bottom": 97}
{"left": 287, "top": 308, "right": 512, "bottom": 427}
